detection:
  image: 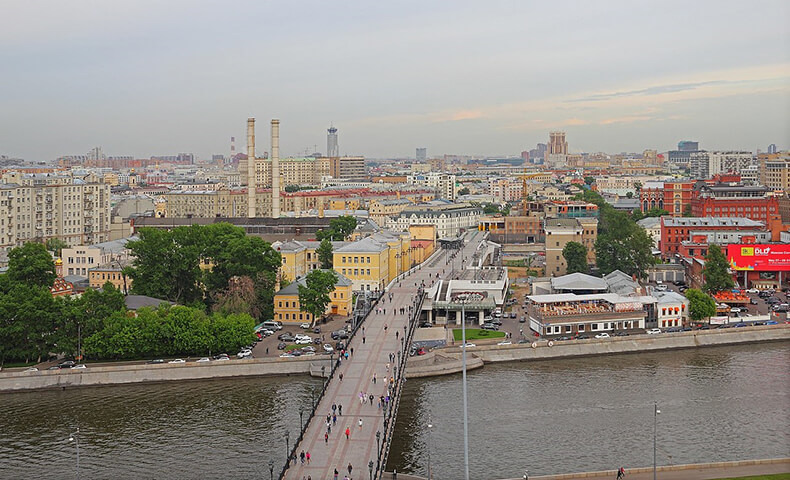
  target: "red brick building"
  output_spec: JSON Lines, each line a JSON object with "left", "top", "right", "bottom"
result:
{"left": 639, "top": 181, "right": 694, "bottom": 216}
{"left": 691, "top": 183, "right": 778, "bottom": 224}
{"left": 660, "top": 217, "right": 767, "bottom": 260}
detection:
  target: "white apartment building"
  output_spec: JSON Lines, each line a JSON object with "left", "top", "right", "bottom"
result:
{"left": 0, "top": 173, "right": 110, "bottom": 255}
{"left": 387, "top": 202, "right": 481, "bottom": 238}
{"left": 407, "top": 173, "right": 457, "bottom": 201}
{"left": 61, "top": 237, "right": 134, "bottom": 277}
{"left": 691, "top": 151, "right": 755, "bottom": 179}
{"left": 488, "top": 178, "right": 523, "bottom": 202}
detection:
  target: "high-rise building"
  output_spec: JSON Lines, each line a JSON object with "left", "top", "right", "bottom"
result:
{"left": 416, "top": 147, "right": 427, "bottom": 162}
{"left": 678, "top": 141, "right": 699, "bottom": 152}
{"left": 767, "top": 144, "right": 777, "bottom": 154}
{"left": 548, "top": 132, "right": 568, "bottom": 155}
{"left": 327, "top": 125, "right": 339, "bottom": 157}
{"left": 759, "top": 151, "right": 790, "bottom": 191}
{"left": 690, "top": 151, "right": 754, "bottom": 179}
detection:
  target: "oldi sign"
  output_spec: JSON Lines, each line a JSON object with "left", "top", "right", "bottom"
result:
{"left": 727, "top": 244, "right": 790, "bottom": 271}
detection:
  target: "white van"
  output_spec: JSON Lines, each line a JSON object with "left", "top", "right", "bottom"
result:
{"left": 262, "top": 321, "right": 283, "bottom": 331}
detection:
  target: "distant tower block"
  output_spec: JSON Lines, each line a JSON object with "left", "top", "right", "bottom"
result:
{"left": 548, "top": 131, "right": 568, "bottom": 155}
{"left": 416, "top": 147, "right": 427, "bottom": 162}
{"left": 327, "top": 125, "right": 339, "bottom": 157}
{"left": 230, "top": 136, "right": 236, "bottom": 165}
{"left": 271, "top": 119, "right": 281, "bottom": 218}
{"left": 247, "top": 118, "right": 256, "bottom": 218}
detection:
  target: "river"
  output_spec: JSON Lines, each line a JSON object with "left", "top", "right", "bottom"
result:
{"left": 1, "top": 343, "right": 788, "bottom": 479}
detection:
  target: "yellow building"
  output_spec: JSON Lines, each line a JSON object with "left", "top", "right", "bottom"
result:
{"left": 88, "top": 264, "right": 131, "bottom": 294}
{"left": 333, "top": 237, "right": 390, "bottom": 292}
{"left": 275, "top": 240, "right": 350, "bottom": 283}
{"left": 273, "top": 271, "right": 353, "bottom": 324}
{"left": 408, "top": 224, "right": 436, "bottom": 267}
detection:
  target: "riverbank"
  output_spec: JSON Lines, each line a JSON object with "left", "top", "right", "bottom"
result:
{"left": 402, "top": 324, "right": 790, "bottom": 378}
{"left": 379, "top": 457, "right": 790, "bottom": 480}
{"left": 0, "top": 355, "right": 331, "bottom": 392}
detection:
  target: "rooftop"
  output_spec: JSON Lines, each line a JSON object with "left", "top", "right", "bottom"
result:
{"left": 662, "top": 217, "right": 764, "bottom": 228}
{"left": 551, "top": 273, "right": 608, "bottom": 291}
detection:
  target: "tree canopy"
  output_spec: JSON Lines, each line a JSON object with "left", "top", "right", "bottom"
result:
{"left": 316, "top": 215, "right": 358, "bottom": 241}
{"left": 457, "top": 187, "right": 470, "bottom": 196}
{"left": 685, "top": 288, "right": 717, "bottom": 323}
{"left": 298, "top": 269, "right": 338, "bottom": 325}
{"left": 702, "top": 244, "right": 735, "bottom": 294}
{"left": 632, "top": 207, "right": 669, "bottom": 222}
{"left": 562, "top": 241, "right": 589, "bottom": 274}
{"left": 317, "top": 238, "right": 334, "bottom": 269}
{"left": 7, "top": 242, "right": 56, "bottom": 288}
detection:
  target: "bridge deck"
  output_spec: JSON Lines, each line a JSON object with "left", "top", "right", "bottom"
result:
{"left": 284, "top": 231, "right": 483, "bottom": 480}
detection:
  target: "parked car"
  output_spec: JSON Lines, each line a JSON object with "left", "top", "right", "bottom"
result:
{"left": 237, "top": 349, "right": 253, "bottom": 358}
{"left": 765, "top": 320, "right": 779, "bottom": 325}
{"left": 460, "top": 342, "right": 476, "bottom": 348}
{"left": 672, "top": 280, "right": 686, "bottom": 286}
{"left": 594, "top": 332, "right": 610, "bottom": 339}
{"left": 655, "top": 284, "right": 668, "bottom": 292}
{"left": 519, "top": 316, "right": 526, "bottom": 323}
{"left": 278, "top": 333, "right": 296, "bottom": 342}
{"left": 729, "top": 307, "right": 742, "bottom": 313}
{"left": 745, "top": 288, "right": 760, "bottom": 294}
{"left": 481, "top": 323, "right": 499, "bottom": 331}
{"left": 646, "top": 328, "right": 662, "bottom": 334}
{"left": 295, "top": 338, "right": 312, "bottom": 345}
{"left": 196, "top": 357, "right": 211, "bottom": 363}
{"left": 24, "top": 367, "right": 39, "bottom": 373}
{"left": 168, "top": 359, "right": 186, "bottom": 364}
{"left": 58, "top": 360, "right": 76, "bottom": 369}
{"left": 323, "top": 344, "right": 334, "bottom": 353}
{"left": 313, "top": 327, "right": 321, "bottom": 334}
{"left": 301, "top": 346, "right": 316, "bottom": 353}
{"left": 299, "top": 323, "right": 311, "bottom": 329}
{"left": 214, "top": 355, "right": 230, "bottom": 361}
{"left": 613, "top": 331, "right": 629, "bottom": 337}
{"left": 510, "top": 312, "right": 517, "bottom": 318}
{"left": 262, "top": 321, "right": 283, "bottom": 331}
{"left": 331, "top": 330, "right": 349, "bottom": 340}
{"left": 146, "top": 359, "right": 165, "bottom": 364}
{"left": 497, "top": 340, "right": 512, "bottom": 346}
{"left": 71, "top": 364, "right": 87, "bottom": 369}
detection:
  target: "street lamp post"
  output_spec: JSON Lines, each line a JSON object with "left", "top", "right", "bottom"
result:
{"left": 268, "top": 459, "right": 274, "bottom": 480}
{"left": 299, "top": 407, "right": 304, "bottom": 432}
{"left": 376, "top": 430, "right": 381, "bottom": 462}
{"left": 456, "top": 297, "right": 471, "bottom": 480}
{"left": 654, "top": 402, "right": 661, "bottom": 480}
{"left": 426, "top": 422, "right": 434, "bottom": 480}
{"left": 68, "top": 427, "right": 80, "bottom": 480}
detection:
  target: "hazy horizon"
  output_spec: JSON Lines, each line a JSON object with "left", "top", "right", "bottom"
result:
{"left": 2, "top": 0, "right": 789, "bottom": 162}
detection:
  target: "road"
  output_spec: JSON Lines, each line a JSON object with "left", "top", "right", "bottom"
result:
{"left": 284, "top": 230, "right": 483, "bottom": 480}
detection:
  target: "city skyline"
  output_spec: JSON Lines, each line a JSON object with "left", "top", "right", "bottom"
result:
{"left": 2, "top": 0, "right": 789, "bottom": 161}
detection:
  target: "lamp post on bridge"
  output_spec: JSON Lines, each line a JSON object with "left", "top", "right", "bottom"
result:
{"left": 67, "top": 426, "right": 80, "bottom": 480}
{"left": 268, "top": 459, "right": 274, "bottom": 480}
{"left": 284, "top": 431, "right": 290, "bottom": 466}
{"left": 299, "top": 406, "right": 304, "bottom": 432}
{"left": 376, "top": 430, "right": 381, "bottom": 463}
{"left": 454, "top": 295, "right": 471, "bottom": 480}
{"left": 426, "top": 421, "right": 434, "bottom": 480}
{"left": 654, "top": 402, "right": 661, "bottom": 480}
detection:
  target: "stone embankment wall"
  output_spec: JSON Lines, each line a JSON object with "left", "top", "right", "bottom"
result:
{"left": 445, "top": 324, "right": 790, "bottom": 365}
{"left": 0, "top": 356, "right": 331, "bottom": 393}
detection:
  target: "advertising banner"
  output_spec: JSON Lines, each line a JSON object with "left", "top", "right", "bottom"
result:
{"left": 727, "top": 244, "right": 790, "bottom": 271}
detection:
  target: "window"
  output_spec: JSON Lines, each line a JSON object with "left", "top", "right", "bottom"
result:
{"left": 278, "top": 302, "right": 282, "bottom": 308}
{"left": 591, "top": 324, "right": 598, "bottom": 331}
{"left": 354, "top": 269, "right": 359, "bottom": 275}
{"left": 367, "top": 269, "right": 371, "bottom": 275}
{"left": 578, "top": 324, "right": 585, "bottom": 332}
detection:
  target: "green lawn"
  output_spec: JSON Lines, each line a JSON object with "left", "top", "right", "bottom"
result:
{"left": 712, "top": 475, "right": 790, "bottom": 480}
{"left": 452, "top": 328, "right": 506, "bottom": 341}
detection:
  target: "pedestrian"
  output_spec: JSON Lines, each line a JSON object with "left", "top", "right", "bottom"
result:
{"left": 362, "top": 326, "right": 365, "bottom": 334}
{"left": 266, "top": 347, "right": 269, "bottom": 355}
{"left": 372, "top": 373, "right": 377, "bottom": 384}
{"left": 334, "top": 469, "right": 339, "bottom": 480}
{"left": 333, "top": 414, "right": 337, "bottom": 426}
{"left": 306, "top": 451, "right": 310, "bottom": 464}
{"left": 332, "top": 403, "right": 337, "bottom": 414}
{"left": 345, "top": 427, "right": 350, "bottom": 439}
{"left": 358, "top": 418, "right": 363, "bottom": 429}
{"left": 348, "top": 463, "right": 353, "bottom": 476}
{"left": 369, "top": 393, "right": 374, "bottom": 404}
{"left": 325, "top": 432, "right": 329, "bottom": 443}
{"left": 386, "top": 362, "right": 389, "bottom": 372}
{"left": 300, "top": 450, "right": 305, "bottom": 465}
{"left": 362, "top": 336, "right": 366, "bottom": 344}
{"left": 383, "top": 308, "right": 386, "bottom": 314}
{"left": 338, "top": 404, "right": 342, "bottom": 415}
{"left": 617, "top": 467, "right": 625, "bottom": 479}
{"left": 344, "top": 351, "right": 349, "bottom": 360}
{"left": 350, "top": 347, "right": 354, "bottom": 356}
{"left": 396, "top": 331, "right": 399, "bottom": 340}
{"left": 384, "top": 324, "right": 388, "bottom": 331}
{"left": 339, "top": 372, "right": 344, "bottom": 381}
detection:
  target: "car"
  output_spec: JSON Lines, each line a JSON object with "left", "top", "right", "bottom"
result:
{"left": 678, "top": 286, "right": 688, "bottom": 292}
{"left": 460, "top": 342, "right": 476, "bottom": 348}
{"left": 555, "top": 336, "right": 573, "bottom": 341}
{"left": 289, "top": 350, "right": 302, "bottom": 356}
{"left": 750, "top": 298, "right": 758, "bottom": 305}
{"left": 295, "top": 338, "right": 312, "bottom": 345}
{"left": 278, "top": 333, "right": 295, "bottom": 342}
{"left": 481, "top": 323, "right": 499, "bottom": 331}
{"left": 519, "top": 316, "right": 526, "bottom": 323}
{"left": 169, "top": 358, "right": 186, "bottom": 364}
{"left": 146, "top": 359, "right": 165, "bottom": 364}
{"left": 575, "top": 334, "right": 590, "bottom": 340}
{"left": 767, "top": 297, "right": 780, "bottom": 304}
{"left": 510, "top": 312, "right": 517, "bottom": 318}
{"left": 488, "top": 318, "right": 503, "bottom": 325}
{"left": 301, "top": 351, "right": 316, "bottom": 356}
{"left": 215, "top": 355, "right": 230, "bottom": 361}
{"left": 493, "top": 311, "right": 502, "bottom": 318}
{"left": 323, "top": 344, "right": 334, "bottom": 353}
{"left": 71, "top": 364, "right": 87, "bottom": 369}
{"left": 313, "top": 337, "right": 322, "bottom": 345}
{"left": 672, "top": 280, "right": 686, "bottom": 286}
{"left": 594, "top": 332, "right": 610, "bottom": 339}
{"left": 24, "top": 367, "right": 39, "bottom": 372}
{"left": 655, "top": 284, "right": 668, "bottom": 292}
{"left": 237, "top": 349, "right": 253, "bottom": 358}
{"left": 196, "top": 357, "right": 211, "bottom": 363}
{"left": 295, "top": 333, "right": 311, "bottom": 340}
{"left": 58, "top": 360, "right": 76, "bottom": 369}
{"left": 765, "top": 320, "right": 779, "bottom": 325}
{"left": 729, "top": 307, "right": 742, "bottom": 313}
{"left": 665, "top": 327, "right": 681, "bottom": 333}
{"left": 419, "top": 322, "right": 433, "bottom": 328}
{"left": 300, "top": 323, "right": 311, "bottom": 329}
{"left": 613, "top": 331, "right": 629, "bottom": 337}
{"left": 277, "top": 342, "right": 287, "bottom": 350}
{"left": 261, "top": 329, "right": 275, "bottom": 337}
{"left": 646, "top": 328, "right": 662, "bottom": 334}
{"left": 335, "top": 341, "right": 346, "bottom": 350}
{"left": 213, "top": 353, "right": 229, "bottom": 360}
{"left": 497, "top": 340, "right": 512, "bottom": 346}
{"left": 330, "top": 330, "right": 348, "bottom": 340}
{"left": 745, "top": 288, "right": 760, "bottom": 294}
{"left": 262, "top": 321, "right": 283, "bottom": 331}
{"left": 313, "top": 327, "right": 321, "bottom": 334}
{"left": 301, "top": 346, "right": 316, "bottom": 353}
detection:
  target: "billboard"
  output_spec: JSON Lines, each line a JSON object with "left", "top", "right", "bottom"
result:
{"left": 727, "top": 244, "right": 790, "bottom": 271}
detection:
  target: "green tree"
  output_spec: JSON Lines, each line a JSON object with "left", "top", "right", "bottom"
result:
{"left": 562, "top": 242, "right": 589, "bottom": 274}
{"left": 284, "top": 185, "right": 300, "bottom": 193}
{"left": 584, "top": 176, "right": 595, "bottom": 185}
{"left": 683, "top": 204, "right": 693, "bottom": 217}
{"left": 316, "top": 215, "right": 358, "bottom": 241}
{"left": 595, "top": 210, "right": 655, "bottom": 278}
{"left": 702, "top": 244, "right": 735, "bottom": 294}
{"left": 0, "top": 282, "right": 60, "bottom": 364}
{"left": 317, "top": 238, "right": 334, "bottom": 269}
{"left": 7, "top": 243, "right": 56, "bottom": 288}
{"left": 457, "top": 187, "right": 470, "bottom": 196}
{"left": 626, "top": 191, "right": 634, "bottom": 199}
{"left": 45, "top": 238, "right": 69, "bottom": 257}
{"left": 298, "top": 269, "right": 338, "bottom": 325}
{"left": 685, "top": 288, "right": 717, "bottom": 323}
{"left": 212, "top": 276, "right": 259, "bottom": 318}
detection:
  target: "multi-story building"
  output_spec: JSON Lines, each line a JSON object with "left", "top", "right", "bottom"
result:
{"left": 659, "top": 217, "right": 766, "bottom": 259}
{"left": 368, "top": 199, "right": 414, "bottom": 226}
{"left": 639, "top": 181, "right": 695, "bottom": 216}
{"left": 416, "top": 148, "right": 427, "bottom": 163}
{"left": 0, "top": 172, "right": 110, "bottom": 254}
{"left": 61, "top": 237, "right": 134, "bottom": 278}
{"left": 273, "top": 271, "right": 353, "bottom": 324}
{"left": 388, "top": 202, "right": 482, "bottom": 238}
{"left": 759, "top": 152, "right": 790, "bottom": 191}
{"left": 690, "top": 151, "right": 754, "bottom": 179}
{"left": 544, "top": 201, "right": 599, "bottom": 219}
{"left": 407, "top": 173, "right": 457, "bottom": 200}
{"left": 544, "top": 218, "right": 597, "bottom": 276}
{"left": 88, "top": 263, "right": 131, "bottom": 293}
{"left": 691, "top": 182, "right": 779, "bottom": 224}
{"left": 333, "top": 237, "right": 391, "bottom": 292}
{"left": 488, "top": 178, "right": 523, "bottom": 203}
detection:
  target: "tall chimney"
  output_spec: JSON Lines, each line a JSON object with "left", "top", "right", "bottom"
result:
{"left": 229, "top": 136, "right": 236, "bottom": 166}
{"left": 271, "top": 119, "right": 281, "bottom": 218}
{"left": 247, "top": 118, "right": 256, "bottom": 218}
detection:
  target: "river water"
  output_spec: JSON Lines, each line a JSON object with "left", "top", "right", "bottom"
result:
{"left": 387, "top": 343, "right": 790, "bottom": 479}
{"left": 1, "top": 344, "right": 788, "bottom": 480}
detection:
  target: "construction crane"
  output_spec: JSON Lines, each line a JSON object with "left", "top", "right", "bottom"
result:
{"left": 515, "top": 169, "right": 545, "bottom": 214}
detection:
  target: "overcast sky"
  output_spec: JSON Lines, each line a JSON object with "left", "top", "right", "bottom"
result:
{"left": 1, "top": 0, "right": 788, "bottom": 161}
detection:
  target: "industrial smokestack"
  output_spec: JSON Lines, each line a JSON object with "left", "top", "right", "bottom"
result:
{"left": 271, "top": 119, "right": 281, "bottom": 218}
{"left": 229, "top": 136, "right": 236, "bottom": 165}
{"left": 247, "top": 118, "right": 256, "bottom": 218}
